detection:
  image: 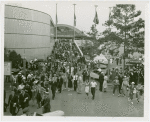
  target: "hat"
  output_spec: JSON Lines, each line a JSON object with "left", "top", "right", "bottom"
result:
{"left": 131, "top": 82, "right": 135, "bottom": 84}
{"left": 44, "top": 91, "right": 49, "bottom": 95}
{"left": 115, "top": 76, "right": 118, "bottom": 78}
{"left": 124, "top": 76, "right": 126, "bottom": 78}
{"left": 18, "top": 72, "right": 21, "bottom": 75}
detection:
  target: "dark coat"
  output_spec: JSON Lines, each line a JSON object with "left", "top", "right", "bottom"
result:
{"left": 8, "top": 94, "right": 18, "bottom": 115}
{"left": 19, "top": 93, "right": 29, "bottom": 109}
{"left": 99, "top": 73, "right": 104, "bottom": 83}
{"left": 57, "top": 78, "right": 63, "bottom": 87}
{"left": 50, "top": 82, "right": 57, "bottom": 91}
{"left": 41, "top": 97, "right": 51, "bottom": 113}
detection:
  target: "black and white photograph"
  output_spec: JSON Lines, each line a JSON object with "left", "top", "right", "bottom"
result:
{"left": 0, "top": 0, "right": 149, "bottom": 120}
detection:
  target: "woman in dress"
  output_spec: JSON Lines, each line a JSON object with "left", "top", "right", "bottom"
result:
{"left": 77, "top": 74, "right": 82, "bottom": 94}
{"left": 67, "top": 74, "right": 73, "bottom": 91}
{"left": 85, "top": 80, "right": 90, "bottom": 98}
{"left": 103, "top": 74, "right": 108, "bottom": 92}
{"left": 122, "top": 76, "right": 129, "bottom": 97}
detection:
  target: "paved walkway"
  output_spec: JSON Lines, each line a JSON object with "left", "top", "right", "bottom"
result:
{"left": 4, "top": 81, "right": 144, "bottom": 117}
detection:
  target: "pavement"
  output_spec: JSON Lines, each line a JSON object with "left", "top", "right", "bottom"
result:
{"left": 4, "top": 80, "right": 144, "bottom": 117}
{"left": 3, "top": 61, "right": 144, "bottom": 117}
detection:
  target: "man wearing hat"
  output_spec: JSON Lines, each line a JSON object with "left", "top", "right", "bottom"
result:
{"left": 19, "top": 89, "right": 30, "bottom": 110}
{"left": 41, "top": 92, "right": 51, "bottom": 114}
{"left": 8, "top": 90, "right": 18, "bottom": 116}
{"left": 17, "top": 72, "right": 22, "bottom": 85}
{"left": 113, "top": 76, "right": 120, "bottom": 96}
{"left": 99, "top": 70, "right": 104, "bottom": 92}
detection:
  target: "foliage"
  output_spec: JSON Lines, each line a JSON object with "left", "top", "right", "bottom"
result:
{"left": 103, "top": 4, "right": 145, "bottom": 55}
{"left": 4, "top": 49, "right": 23, "bottom": 68}
{"left": 87, "top": 24, "right": 98, "bottom": 40}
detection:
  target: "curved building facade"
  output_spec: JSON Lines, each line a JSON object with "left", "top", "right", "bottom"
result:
{"left": 4, "top": 5, "right": 55, "bottom": 61}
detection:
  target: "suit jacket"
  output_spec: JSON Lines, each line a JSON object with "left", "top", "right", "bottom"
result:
{"left": 19, "top": 93, "right": 29, "bottom": 108}
{"left": 57, "top": 78, "right": 63, "bottom": 87}
{"left": 99, "top": 73, "right": 104, "bottom": 83}
{"left": 50, "top": 82, "right": 57, "bottom": 91}
{"left": 8, "top": 94, "right": 18, "bottom": 106}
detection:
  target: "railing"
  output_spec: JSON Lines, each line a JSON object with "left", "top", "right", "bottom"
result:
{"left": 74, "top": 40, "right": 83, "bottom": 56}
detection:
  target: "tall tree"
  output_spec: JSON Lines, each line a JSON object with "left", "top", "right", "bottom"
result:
{"left": 104, "top": 4, "right": 144, "bottom": 52}
{"left": 103, "top": 4, "right": 144, "bottom": 69}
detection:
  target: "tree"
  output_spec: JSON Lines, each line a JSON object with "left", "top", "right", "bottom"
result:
{"left": 9, "top": 50, "right": 22, "bottom": 68}
{"left": 87, "top": 24, "right": 98, "bottom": 40}
{"left": 103, "top": 4, "right": 144, "bottom": 69}
{"left": 104, "top": 4, "right": 144, "bottom": 52}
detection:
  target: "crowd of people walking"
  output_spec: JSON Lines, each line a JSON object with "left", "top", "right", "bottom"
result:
{"left": 4, "top": 39, "right": 144, "bottom": 116}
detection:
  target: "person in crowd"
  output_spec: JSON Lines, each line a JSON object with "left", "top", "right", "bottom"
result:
{"left": 41, "top": 92, "right": 51, "bottom": 114}
{"left": 77, "top": 74, "right": 82, "bottom": 94}
{"left": 36, "top": 83, "right": 42, "bottom": 109}
{"left": 122, "top": 76, "right": 129, "bottom": 97}
{"left": 128, "top": 82, "right": 136, "bottom": 104}
{"left": 99, "top": 71, "right": 104, "bottom": 92}
{"left": 136, "top": 82, "right": 144, "bottom": 103}
{"left": 116, "top": 56, "right": 119, "bottom": 65}
{"left": 57, "top": 75, "right": 63, "bottom": 93}
{"left": 133, "top": 70, "right": 138, "bottom": 85}
{"left": 90, "top": 77, "right": 97, "bottom": 100}
{"left": 24, "top": 83, "right": 32, "bottom": 100}
{"left": 62, "top": 73, "right": 67, "bottom": 90}
{"left": 73, "top": 73, "right": 78, "bottom": 91}
{"left": 110, "top": 68, "right": 116, "bottom": 83}
{"left": 31, "top": 82, "right": 37, "bottom": 106}
{"left": 85, "top": 80, "right": 90, "bottom": 98}
{"left": 68, "top": 74, "right": 73, "bottom": 91}
{"left": 17, "top": 72, "right": 22, "bottom": 85}
{"left": 82, "top": 69, "right": 87, "bottom": 83}
{"left": 50, "top": 77, "right": 57, "bottom": 100}
{"left": 113, "top": 76, "right": 120, "bottom": 96}
{"left": 8, "top": 90, "right": 18, "bottom": 116}
{"left": 103, "top": 74, "right": 108, "bottom": 92}
{"left": 19, "top": 89, "right": 30, "bottom": 110}
{"left": 118, "top": 72, "right": 123, "bottom": 94}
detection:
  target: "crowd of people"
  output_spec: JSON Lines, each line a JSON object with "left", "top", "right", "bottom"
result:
{"left": 4, "top": 39, "right": 144, "bottom": 116}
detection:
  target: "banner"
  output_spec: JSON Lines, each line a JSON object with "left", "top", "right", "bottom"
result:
{"left": 4, "top": 62, "right": 11, "bottom": 75}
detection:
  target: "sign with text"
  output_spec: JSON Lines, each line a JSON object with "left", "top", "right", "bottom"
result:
{"left": 4, "top": 62, "right": 11, "bottom": 75}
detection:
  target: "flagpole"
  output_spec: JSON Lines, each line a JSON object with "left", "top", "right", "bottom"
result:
{"left": 56, "top": 3, "right": 57, "bottom": 41}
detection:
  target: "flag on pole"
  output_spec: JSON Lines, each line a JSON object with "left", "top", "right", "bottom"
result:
{"left": 74, "top": 12, "right": 76, "bottom": 26}
{"left": 93, "top": 10, "right": 99, "bottom": 25}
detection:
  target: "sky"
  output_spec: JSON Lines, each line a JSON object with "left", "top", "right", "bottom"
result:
{"left": 4, "top": 1, "right": 147, "bottom": 33}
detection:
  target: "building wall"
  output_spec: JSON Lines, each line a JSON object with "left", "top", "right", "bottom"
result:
{"left": 4, "top": 5, "right": 55, "bottom": 61}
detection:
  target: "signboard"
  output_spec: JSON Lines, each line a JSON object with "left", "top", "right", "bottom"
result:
{"left": 4, "top": 62, "right": 11, "bottom": 75}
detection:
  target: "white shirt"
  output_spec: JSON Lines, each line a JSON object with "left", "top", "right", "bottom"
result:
{"left": 90, "top": 81, "right": 97, "bottom": 88}
{"left": 73, "top": 75, "right": 78, "bottom": 80}
{"left": 18, "top": 85, "right": 24, "bottom": 90}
